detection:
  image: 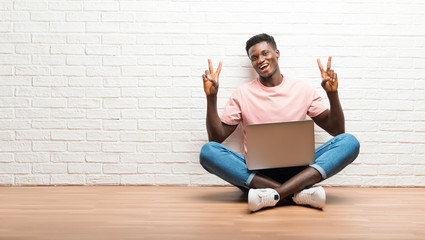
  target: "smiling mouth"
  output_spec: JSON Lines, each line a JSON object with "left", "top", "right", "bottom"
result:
{"left": 259, "top": 63, "right": 269, "bottom": 71}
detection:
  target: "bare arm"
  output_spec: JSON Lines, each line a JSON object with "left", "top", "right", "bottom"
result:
{"left": 312, "top": 57, "right": 345, "bottom": 136}
{"left": 205, "top": 95, "right": 238, "bottom": 142}
{"left": 202, "top": 59, "right": 237, "bottom": 142}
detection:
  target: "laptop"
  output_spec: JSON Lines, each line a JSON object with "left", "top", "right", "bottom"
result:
{"left": 245, "top": 120, "right": 315, "bottom": 170}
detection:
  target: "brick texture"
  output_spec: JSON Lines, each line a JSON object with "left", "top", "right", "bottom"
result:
{"left": 0, "top": 0, "right": 424, "bottom": 186}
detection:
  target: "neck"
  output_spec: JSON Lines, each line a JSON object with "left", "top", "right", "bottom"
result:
{"left": 259, "top": 69, "right": 283, "bottom": 87}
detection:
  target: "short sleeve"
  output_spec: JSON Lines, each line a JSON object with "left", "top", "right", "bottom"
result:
{"left": 307, "top": 91, "right": 327, "bottom": 118}
{"left": 220, "top": 90, "right": 242, "bottom": 126}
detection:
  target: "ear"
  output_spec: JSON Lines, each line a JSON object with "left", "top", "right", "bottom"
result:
{"left": 276, "top": 49, "right": 280, "bottom": 58}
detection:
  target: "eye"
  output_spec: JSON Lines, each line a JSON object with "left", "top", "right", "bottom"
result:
{"left": 251, "top": 56, "right": 258, "bottom": 61}
{"left": 263, "top": 51, "right": 268, "bottom": 56}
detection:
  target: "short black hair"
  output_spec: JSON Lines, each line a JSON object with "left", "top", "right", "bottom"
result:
{"left": 245, "top": 33, "right": 277, "bottom": 56}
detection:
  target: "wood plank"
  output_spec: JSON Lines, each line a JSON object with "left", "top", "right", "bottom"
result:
{"left": 0, "top": 186, "right": 424, "bottom": 239}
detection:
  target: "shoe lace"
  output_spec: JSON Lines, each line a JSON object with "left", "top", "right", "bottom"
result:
{"left": 296, "top": 190, "right": 316, "bottom": 204}
{"left": 259, "top": 191, "right": 277, "bottom": 204}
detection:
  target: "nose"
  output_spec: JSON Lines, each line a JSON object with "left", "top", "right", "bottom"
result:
{"left": 258, "top": 55, "right": 265, "bottom": 64}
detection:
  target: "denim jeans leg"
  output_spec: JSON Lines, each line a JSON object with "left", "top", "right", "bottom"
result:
{"left": 310, "top": 133, "right": 360, "bottom": 180}
{"left": 199, "top": 142, "right": 255, "bottom": 189}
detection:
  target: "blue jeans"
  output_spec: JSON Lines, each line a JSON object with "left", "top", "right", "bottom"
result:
{"left": 199, "top": 133, "right": 360, "bottom": 189}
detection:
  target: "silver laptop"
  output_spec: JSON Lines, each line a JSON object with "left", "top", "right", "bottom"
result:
{"left": 245, "top": 120, "right": 315, "bottom": 170}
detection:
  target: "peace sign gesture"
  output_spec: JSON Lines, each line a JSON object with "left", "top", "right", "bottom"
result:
{"left": 202, "top": 59, "right": 223, "bottom": 96}
{"left": 317, "top": 56, "right": 338, "bottom": 93}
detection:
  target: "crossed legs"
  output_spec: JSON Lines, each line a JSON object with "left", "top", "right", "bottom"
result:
{"left": 199, "top": 133, "right": 360, "bottom": 210}
{"left": 249, "top": 167, "right": 321, "bottom": 202}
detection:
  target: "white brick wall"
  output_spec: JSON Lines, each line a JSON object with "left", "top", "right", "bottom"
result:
{"left": 0, "top": 0, "right": 424, "bottom": 187}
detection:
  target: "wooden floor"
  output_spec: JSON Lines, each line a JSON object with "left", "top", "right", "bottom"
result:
{"left": 0, "top": 186, "right": 424, "bottom": 240}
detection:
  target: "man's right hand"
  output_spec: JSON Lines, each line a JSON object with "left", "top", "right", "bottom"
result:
{"left": 202, "top": 59, "right": 222, "bottom": 97}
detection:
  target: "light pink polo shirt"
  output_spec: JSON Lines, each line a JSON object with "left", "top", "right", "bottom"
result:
{"left": 220, "top": 75, "right": 327, "bottom": 155}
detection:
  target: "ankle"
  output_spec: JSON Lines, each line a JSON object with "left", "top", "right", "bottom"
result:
{"left": 249, "top": 174, "right": 281, "bottom": 189}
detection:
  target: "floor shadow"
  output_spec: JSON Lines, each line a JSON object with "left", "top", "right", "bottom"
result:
{"left": 197, "top": 189, "right": 248, "bottom": 203}
{"left": 196, "top": 187, "right": 354, "bottom": 206}
{"left": 326, "top": 192, "right": 352, "bottom": 205}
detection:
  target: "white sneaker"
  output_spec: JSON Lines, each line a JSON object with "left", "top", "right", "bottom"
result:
{"left": 248, "top": 188, "right": 280, "bottom": 212}
{"left": 292, "top": 186, "right": 326, "bottom": 209}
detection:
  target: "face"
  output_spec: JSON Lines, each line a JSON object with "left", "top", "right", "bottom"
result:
{"left": 248, "top": 41, "right": 280, "bottom": 79}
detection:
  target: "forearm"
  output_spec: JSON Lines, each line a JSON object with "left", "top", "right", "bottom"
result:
{"left": 206, "top": 96, "right": 227, "bottom": 142}
{"left": 326, "top": 91, "right": 345, "bottom": 135}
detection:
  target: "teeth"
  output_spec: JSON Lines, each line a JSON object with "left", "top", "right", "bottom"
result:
{"left": 260, "top": 63, "right": 269, "bottom": 69}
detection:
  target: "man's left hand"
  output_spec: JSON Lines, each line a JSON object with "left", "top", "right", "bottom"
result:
{"left": 317, "top": 56, "right": 338, "bottom": 93}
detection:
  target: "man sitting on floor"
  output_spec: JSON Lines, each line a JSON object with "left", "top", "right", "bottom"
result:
{"left": 199, "top": 33, "right": 360, "bottom": 212}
